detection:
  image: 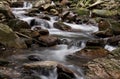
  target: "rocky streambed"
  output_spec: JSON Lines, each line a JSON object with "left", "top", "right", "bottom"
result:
{"left": 0, "top": 0, "right": 120, "bottom": 79}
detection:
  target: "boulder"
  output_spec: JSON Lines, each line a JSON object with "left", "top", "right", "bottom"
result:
{"left": 0, "top": 23, "right": 27, "bottom": 48}
{"left": 23, "top": 61, "right": 76, "bottom": 79}
{"left": 66, "top": 47, "right": 109, "bottom": 63}
{"left": 0, "top": 1, "right": 15, "bottom": 20}
{"left": 38, "top": 36, "right": 59, "bottom": 46}
{"left": 7, "top": 19, "right": 30, "bottom": 31}
{"left": 84, "top": 58, "right": 120, "bottom": 79}
{"left": 53, "top": 22, "right": 71, "bottom": 31}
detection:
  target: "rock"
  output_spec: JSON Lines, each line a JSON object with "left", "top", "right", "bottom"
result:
{"left": 84, "top": 58, "right": 120, "bottom": 79}
{"left": 58, "top": 73, "right": 73, "bottom": 79}
{"left": 76, "top": 8, "right": 89, "bottom": 16}
{"left": 38, "top": 36, "right": 59, "bottom": 46}
{"left": 27, "top": 55, "right": 43, "bottom": 61}
{"left": 36, "top": 14, "right": 51, "bottom": 20}
{"left": 23, "top": 61, "right": 75, "bottom": 78}
{"left": 110, "top": 20, "right": 120, "bottom": 35}
{"left": 11, "top": 1, "right": 24, "bottom": 7}
{"left": 86, "top": 39, "right": 106, "bottom": 47}
{"left": 0, "top": 1, "right": 15, "bottom": 20}
{"left": 27, "top": 8, "right": 40, "bottom": 14}
{"left": 34, "top": 0, "right": 51, "bottom": 8}
{"left": 7, "top": 19, "right": 30, "bottom": 31}
{"left": 39, "top": 29, "right": 49, "bottom": 36}
{"left": 0, "top": 58, "right": 9, "bottom": 66}
{"left": 107, "top": 35, "right": 120, "bottom": 46}
{"left": 93, "top": 29, "right": 113, "bottom": 38}
{"left": 0, "top": 67, "right": 21, "bottom": 79}
{"left": 108, "top": 47, "right": 120, "bottom": 59}
{"left": 0, "top": 23, "right": 27, "bottom": 48}
{"left": 30, "top": 19, "right": 51, "bottom": 28}
{"left": 53, "top": 22, "right": 71, "bottom": 31}
{"left": 92, "top": 9, "right": 118, "bottom": 17}
{"left": 66, "top": 47, "right": 109, "bottom": 63}
{"left": 31, "top": 30, "right": 40, "bottom": 38}
{"left": 61, "top": 11, "right": 76, "bottom": 23}
{"left": 98, "top": 19, "right": 110, "bottom": 31}
{"left": 49, "top": 9, "right": 59, "bottom": 15}
{"left": 0, "top": 43, "right": 6, "bottom": 51}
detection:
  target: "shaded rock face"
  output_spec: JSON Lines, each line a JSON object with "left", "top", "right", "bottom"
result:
{"left": 93, "top": 28, "right": 113, "bottom": 38}
{"left": 23, "top": 61, "right": 76, "bottom": 79}
{"left": 86, "top": 39, "right": 106, "bottom": 47}
{"left": 0, "top": 23, "right": 27, "bottom": 48}
{"left": 66, "top": 47, "right": 109, "bottom": 63}
{"left": 53, "top": 22, "right": 71, "bottom": 31}
{"left": 11, "top": 1, "right": 24, "bottom": 7}
{"left": 8, "top": 19, "right": 30, "bottom": 31}
{"left": 84, "top": 58, "right": 120, "bottom": 79}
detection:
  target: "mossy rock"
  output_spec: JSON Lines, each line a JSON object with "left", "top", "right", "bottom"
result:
{"left": 76, "top": 8, "right": 89, "bottom": 16}
{"left": 0, "top": 23, "right": 27, "bottom": 48}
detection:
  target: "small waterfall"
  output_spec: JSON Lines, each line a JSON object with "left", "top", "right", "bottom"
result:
{"left": 23, "top": 1, "right": 32, "bottom": 9}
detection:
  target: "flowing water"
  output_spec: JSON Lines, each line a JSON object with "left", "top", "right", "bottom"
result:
{"left": 9, "top": 1, "right": 116, "bottom": 79}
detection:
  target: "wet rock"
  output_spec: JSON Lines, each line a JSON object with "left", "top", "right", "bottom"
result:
{"left": 23, "top": 61, "right": 75, "bottom": 78}
{"left": 28, "top": 55, "right": 43, "bottom": 61}
{"left": 39, "top": 29, "right": 49, "bottom": 36}
{"left": 61, "top": 11, "right": 76, "bottom": 23}
{"left": 84, "top": 58, "right": 120, "bottom": 79}
{"left": 66, "top": 47, "right": 109, "bottom": 63}
{"left": 8, "top": 19, "right": 30, "bottom": 31}
{"left": 36, "top": 14, "right": 51, "bottom": 20}
{"left": 0, "top": 23, "right": 27, "bottom": 48}
{"left": 0, "top": 1, "right": 15, "bottom": 20}
{"left": 38, "top": 36, "right": 59, "bottom": 46}
{"left": 11, "top": 2, "right": 24, "bottom": 7}
{"left": 53, "top": 22, "right": 71, "bottom": 31}
{"left": 30, "top": 19, "right": 51, "bottom": 28}
{"left": 93, "top": 28, "right": 113, "bottom": 38}
{"left": 86, "top": 39, "right": 106, "bottom": 47}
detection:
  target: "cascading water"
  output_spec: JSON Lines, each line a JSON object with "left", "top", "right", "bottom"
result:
{"left": 11, "top": 1, "right": 116, "bottom": 79}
